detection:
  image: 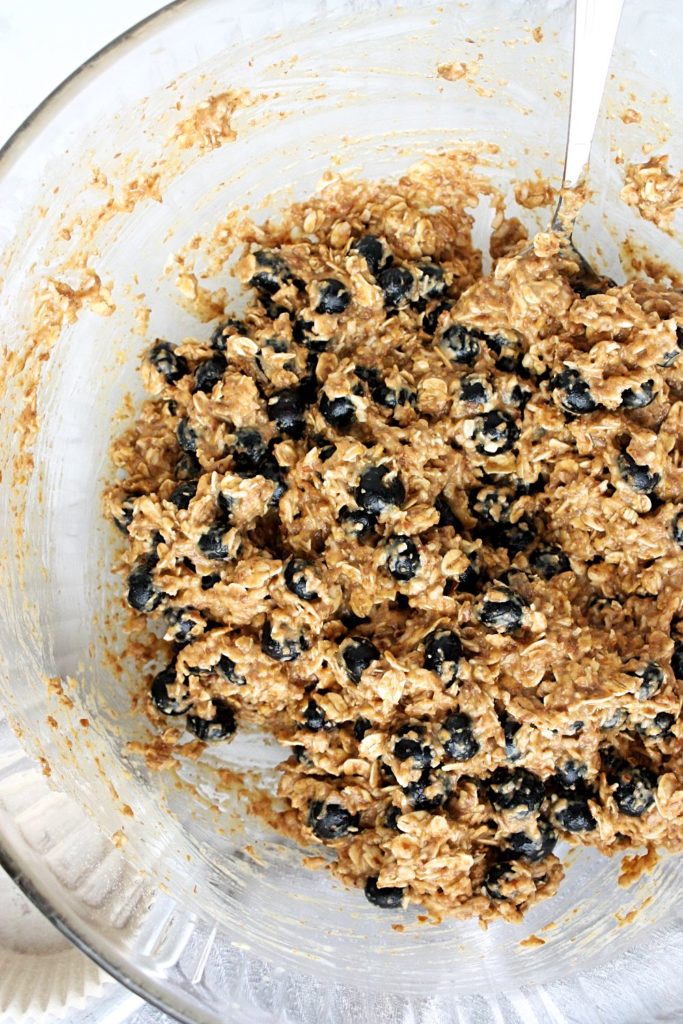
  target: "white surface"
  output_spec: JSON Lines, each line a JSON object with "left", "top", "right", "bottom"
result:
{"left": 0, "top": 6, "right": 173, "bottom": 1020}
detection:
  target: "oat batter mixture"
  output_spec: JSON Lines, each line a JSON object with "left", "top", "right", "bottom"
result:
{"left": 107, "top": 164, "right": 683, "bottom": 923}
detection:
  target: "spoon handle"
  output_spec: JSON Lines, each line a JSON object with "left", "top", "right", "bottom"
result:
{"left": 556, "top": 0, "right": 624, "bottom": 213}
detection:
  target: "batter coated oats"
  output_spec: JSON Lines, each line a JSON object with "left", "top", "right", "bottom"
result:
{"left": 106, "top": 159, "right": 683, "bottom": 924}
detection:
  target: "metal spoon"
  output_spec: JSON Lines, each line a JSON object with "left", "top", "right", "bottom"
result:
{"left": 530, "top": 0, "right": 625, "bottom": 292}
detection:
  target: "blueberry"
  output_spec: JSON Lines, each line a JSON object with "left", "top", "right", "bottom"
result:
{"left": 636, "top": 711, "right": 675, "bottom": 739}
{"left": 617, "top": 452, "right": 660, "bottom": 494}
{"left": 384, "top": 535, "right": 421, "bottom": 581}
{"left": 364, "top": 876, "right": 404, "bottom": 908}
{"left": 553, "top": 791, "right": 596, "bottom": 833}
{"left": 434, "top": 492, "right": 460, "bottom": 529}
{"left": 293, "top": 316, "right": 329, "bottom": 351}
{"left": 503, "top": 382, "right": 531, "bottom": 410}
{"left": 483, "top": 861, "right": 517, "bottom": 900}
{"left": 487, "top": 767, "right": 544, "bottom": 816}
{"left": 176, "top": 418, "right": 197, "bottom": 453}
{"left": 355, "top": 465, "right": 406, "bottom": 514}
{"left": 383, "top": 805, "right": 402, "bottom": 829}
{"left": 169, "top": 479, "right": 198, "bottom": 510}
{"left": 187, "top": 700, "right": 236, "bottom": 741}
{"left": 478, "top": 586, "right": 526, "bottom": 633}
{"left": 673, "top": 511, "right": 683, "bottom": 547}
{"left": 507, "top": 819, "right": 557, "bottom": 862}
{"left": 442, "top": 712, "right": 479, "bottom": 761}
{"left": 474, "top": 411, "right": 520, "bottom": 456}
{"left": 600, "top": 707, "right": 629, "bottom": 731}
{"left": 127, "top": 556, "right": 162, "bottom": 613}
{"left": 393, "top": 736, "right": 432, "bottom": 768}
{"left": 194, "top": 353, "right": 227, "bottom": 394}
{"left": 148, "top": 341, "right": 188, "bottom": 383}
{"left": 176, "top": 451, "right": 201, "bottom": 480}
{"left": 460, "top": 376, "right": 490, "bottom": 405}
{"left": 303, "top": 699, "right": 327, "bottom": 731}
{"left": 150, "top": 662, "right": 192, "bottom": 715}
{"left": 422, "top": 300, "right": 453, "bottom": 335}
{"left": 609, "top": 760, "right": 657, "bottom": 817}
{"left": 404, "top": 766, "right": 447, "bottom": 811}
{"left": 354, "top": 717, "right": 371, "bottom": 741}
{"left": 341, "top": 636, "right": 380, "bottom": 683}
{"left": 211, "top": 317, "right": 247, "bottom": 351}
{"left": 284, "top": 558, "right": 319, "bottom": 601}
{"left": 423, "top": 630, "right": 462, "bottom": 687}
{"left": 556, "top": 760, "right": 586, "bottom": 787}
{"left": 216, "top": 654, "right": 245, "bottom": 686}
{"left": 621, "top": 380, "right": 655, "bottom": 409}
{"left": 309, "top": 801, "right": 359, "bottom": 840}
{"left": 672, "top": 640, "right": 683, "bottom": 680}
{"left": 469, "top": 485, "right": 516, "bottom": 525}
{"left": 112, "top": 496, "right": 135, "bottom": 534}
{"left": 491, "top": 518, "right": 537, "bottom": 556}
{"left": 216, "top": 489, "right": 234, "bottom": 520}
{"left": 163, "top": 606, "right": 201, "bottom": 644}
{"left": 416, "top": 262, "right": 445, "bottom": 299}
{"left": 377, "top": 265, "right": 414, "bottom": 308}
{"left": 315, "top": 278, "right": 350, "bottom": 314}
{"left": 550, "top": 367, "right": 598, "bottom": 414}
{"left": 351, "top": 234, "right": 392, "bottom": 276}
{"left": 250, "top": 249, "right": 294, "bottom": 296}
{"left": 198, "top": 522, "right": 231, "bottom": 560}
{"left": 320, "top": 392, "right": 356, "bottom": 429}
{"left": 231, "top": 428, "right": 268, "bottom": 474}
{"left": 261, "top": 620, "right": 306, "bottom": 662}
{"left": 500, "top": 712, "right": 522, "bottom": 761}
{"left": 529, "top": 546, "right": 570, "bottom": 580}
{"left": 631, "top": 661, "right": 664, "bottom": 701}
{"left": 458, "top": 553, "right": 481, "bottom": 593}
{"left": 437, "top": 324, "right": 481, "bottom": 365}
{"left": 339, "top": 505, "right": 377, "bottom": 540}
{"left": 267, "top": 388, "right": 306, "bottom": 439}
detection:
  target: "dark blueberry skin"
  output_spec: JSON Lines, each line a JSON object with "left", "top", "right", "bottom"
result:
{"left": 487, "top": 767, "right": 544, "bottom": 816}
{"left": 507, "top": 819, "right": 557, "bottom": 862}
{"left": 529, "top": 546, "right": 571, "bottom": 580}
{"left": 341, "top": 636, "right": 380, "bottom": 683}
{"left": 194, "top": 353, "right": 227, "bottom": 394}
{"left": 556, "top": 760, "right": 586, "bottom": 787}
{"left": 437, "top": 324, "right": 481, "bottom": 365}
{"left": 600, "top": 707, "right": 629, "bottom": 731}
{"left": 385, "top": 535, "right": 421, "bottom": 581}
{"left": 127, "top": 556, "right": 162, "bottom": 613}
{"left": 187, "top": 700, "right": 236, "bottom": 741}
{"left": 460, "top": 376, "right": 490, "bottom": 405}
{"left": 364, "top": 875, "right": 404, "bottom": 908}
{"left": 284, "top": 558, "right": 319, "bottom": 602}
{"left": 320, "top": 392, "right": 356, "bottom": 429}
{"left": 423, "top": 630, "right": 462, "bottom": 687}
{"left": 377, "top": 265, "right": 414, "bottom": 308}
{"left": 176, "top": 418, "right": 197, "bottom": 453}
{"left": 315, "top": 278, "right": 350, "bottom": 314}
{"left": 469, "top": 485, "right": 516, "bottom": 525}
{"left": 474, "top": 411, "right": 520, "bottom": 456}
{"left": 553, "top": 792, "right": 597, "bottom": 833}
{"left": 198, "top": 522, "right": 231, "bottom": 560}
{"left": 148, "top": 341, "right": 188, "bottom": 383}
{"left": 404, "top": 766, "right": 447, "bottom": 811}
{"left": 621, "top": 380, "right": 655, "bottom": 409}
{"left": 636, "top": 712, "right": 676, "bottom": 740}
{"left": 303, "top": 699, "right": 327, "bottom": 731}
{"left": 435, "top": 492, "right": 460, "bottom": 529}
{"left": 608, "top": 760, "right": 657, "bottom": 817}
{"left": 351, "top": 234, "right": 391, "bottom": 276}
{"left": 354, "top": 717, "right": 371, "bottom": 741}
{"left": 112, "top": 496, "right": 135, "bottom": 534}
{"left": 163, "top": 606, "right": 201, "bottom": 644}
{"left": 617, "top": 452, "right": 660, "bottom": 494}
{"left": 672, "top": 640, "right": 683, "bottom": 680}
{"left": 483, "top": 861, "right": 517, "bottom": 900}
{"left": 416, "top": 262, "right": 445, "bottom": 299}
{"left": 478, "top": 587, "right": 526, "bottom": 634}
{"left": 339, "top": 505, "right": 377, "bottom": 540}
{"left": 261, "top": 620, "right": 305, "bottom": 662}
{"left": 442, "top": 712, "right": 479, "bottom": 761}
{"left": 500, "top": 713, "right": 522, "bottom": 761}
{"left": 673, "top": 511, "right": 683, "bottom": 548}
{"left": 216, "top": 654, "right": 246, "bottom": 686}
{"left": 422, "top": 300, "right": 453, "bottom": 336}
{"left": 458, "top": 554, "right": 481, "bottom": 593}
{"left": 150, "top": 662, "right": 192, "bottom": 715}
{"left": 216, "top": 490, "right": 233, "bottom": 521}
{"left": 176, "top": 451, "right": 201, "bottom": 480}
{"left": 232, "top": 428, "right": 268, "bottom": 474}
{"left": 309, "top": 801, "right": 359, "bottom": 840}
{"left": 394, "top": 737, "right": 432, "bottom": 768}
{"left": 490, "top": 519, "right": 537, "bottom": 556}
{"left": 550, "top": 367, "right": 598, "bottom": 414}
{"left": 631, "top": 661, "right": 664, "bottom": 701}
{"left": 211, "top": 317, "right": 247, "bottom": 351}
{"left": 355, "top": 465, "right": 406, "bottom": 514}
{"left": 249, "top": 249, "right": 294, "bottom": 295}
{"left": 169, "top": 479, "right": 198, "bottom": 510}
{"left": 384, "top": 805, "right": 402, "bottom": 829}
{"left": 267, "top": 388, "right": 307, "bottom": 439}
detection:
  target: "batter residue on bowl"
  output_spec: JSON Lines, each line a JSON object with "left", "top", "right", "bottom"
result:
{"left": 106, "top": 158, "right": 683, "bottom": 923}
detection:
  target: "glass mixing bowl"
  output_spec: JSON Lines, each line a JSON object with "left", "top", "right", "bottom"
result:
{"left": 1, "top": 1, "right": 683, "bottom": 1021}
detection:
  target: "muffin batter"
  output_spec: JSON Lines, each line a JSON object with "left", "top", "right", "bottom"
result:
{"left": 107, "top": 165, "right": 683, "bottom": 923}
